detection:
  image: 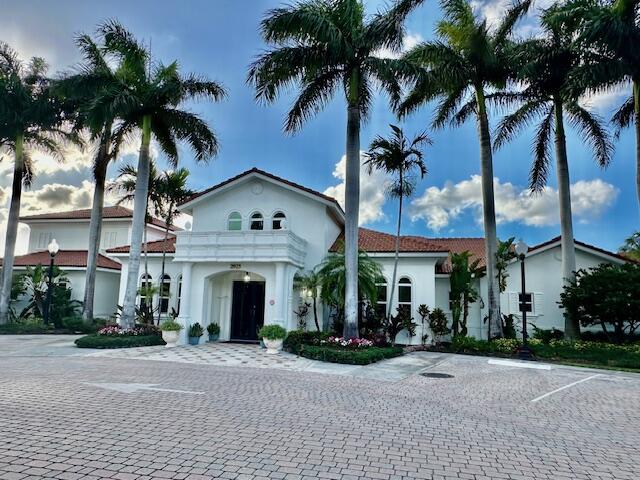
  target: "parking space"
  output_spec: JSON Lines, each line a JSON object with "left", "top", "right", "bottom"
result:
{"left": 0, "top": 337, "right": 638, "bottom": 479}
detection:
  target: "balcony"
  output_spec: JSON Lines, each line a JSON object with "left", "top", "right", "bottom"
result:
{"left": 173, "top": 230, "right": 307, "bottom": 267}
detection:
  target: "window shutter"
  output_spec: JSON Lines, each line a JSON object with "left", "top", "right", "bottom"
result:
{"left": 508, "top": 292, "right": 518, "bottom": 314}
{"left": 534, "top": 293, "right": 543, "bottom": 317}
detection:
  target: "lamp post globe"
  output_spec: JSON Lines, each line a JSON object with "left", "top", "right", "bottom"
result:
{"left": 43, "top": 239, "right": 60, "bottom": 326}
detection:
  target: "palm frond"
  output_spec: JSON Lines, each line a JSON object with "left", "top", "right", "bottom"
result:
{"left": 565, "top": 101, "right": 613, "bottom": 168}
{"left": 530, "top": 105, "right": 554, "bottom": 192}
{"left": 285, "top": 68, "right": 343, "bottom": 133}
{"left": 432, "top": 86, "right": 467, "bottom": 129}
{"left": 157, "top": 109, "right": 219, "bottom": 162}
{"left": 494, "top": 99, "right": 548, "bottom": 150}
{"left": 364, "top": 0, "right": 426, "bottom": 53}
{"left": 611, "top": 95, "right": 634, "bottom": 138}
{"left": 494, "top": 0, "right": 533, "bottom": 44}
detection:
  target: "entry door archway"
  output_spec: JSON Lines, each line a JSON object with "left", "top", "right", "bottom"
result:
{"left": 230, "top": 281, "right": 265, "bottom": 342}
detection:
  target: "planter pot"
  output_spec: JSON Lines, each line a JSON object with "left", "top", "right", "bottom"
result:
{"left": 188, "top": 336, "right": 200, "bottom": 346}
{"left": 260, "top": 339, "right": 266, "bottom": 349}
{"left": 263, "top": 338, "right": 283, "bottom": 354}
{"left": 208, "top": 333, "right": 219, "bottom": 342}
{"left": 162, "top": 330, "right": 179, "bottom": 347}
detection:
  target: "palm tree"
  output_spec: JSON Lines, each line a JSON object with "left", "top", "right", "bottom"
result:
{"left": 90, "top": 21, "right": 226, "bottom": 328}
{"left": 316, "top": 244, "right": 382, "bottom": 320}
{"left": 398, "top": 0, "right": 532, "bottom": 338}
{"left": 620, "top": 230, "right": 640, "bottom": 261}
{"left": 154, "top": 168, "right": 193, "bottom": 323}
{"left": 53, "top": 32, "right": 129, "bottom": 322}
{"left": 248, "top": 0, "right": 425, "bottom": 338}
{"left": 554, "top": 0, "right": 640, "bottom": 214}
{"left": 493, "top": 7, "right": 613, "bottom": 339}
{"left": 364, "top": 124, "right": 429, "bottom": 318}
{"left": 0, "top": 44, "right": 80, "bottom": 324}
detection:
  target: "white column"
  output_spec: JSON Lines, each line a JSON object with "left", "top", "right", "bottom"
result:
{"left": 177, "top": 262, "right": 193, "bottom": 345}
{"left": 273, "top": 262, "right": 285, "bottom": 327}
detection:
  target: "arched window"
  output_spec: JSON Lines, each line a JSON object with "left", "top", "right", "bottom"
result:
{"left": 227, "top": 212, "right": 242, "bottom": 231}
{"left": 398, "top": 277, "right": 412, "bottom": 315}
{"left": 139, "top": 274, "right": 153, "bottom": 309}
{"left": 375, "top": 276, "right": 388, "bottom": 318}
{"left": 160, "top": 274, "right": 171, "bottom": 314}
{"left": 250, "top": 212, "right": 264, "bottom": 230}
{"left": 272, "top": 211, "right": 286, "bottom": 230}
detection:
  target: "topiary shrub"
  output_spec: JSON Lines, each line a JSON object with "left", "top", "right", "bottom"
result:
{"left": 75, "top": 334, "right": 166, "bottom": 349}
{"left": 284, "top": 330, "right": 330, "bottom": 354}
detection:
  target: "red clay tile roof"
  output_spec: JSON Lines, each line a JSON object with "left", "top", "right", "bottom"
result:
{"left": 330, "top": 228, "right": 450, "bottom": 254}
{"left": 19, "top": 205, "right": 176, "bottom": 231}
{"left": 0, "top": 250, "right": 121, "bottom": 271}
{"left": 427, "top": 238, "right": 487, "bottom": 274}
{"left": 180, "top": 167, "right": 344, "bottom": 215}
{"left": 107, "top": 237, "right": 176, "bottom": 254}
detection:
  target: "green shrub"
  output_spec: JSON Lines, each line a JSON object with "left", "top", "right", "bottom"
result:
{"left": 160, "top": 320, "right": 182, "bottom": 331}
{"left": 207, "top": 323, "right": 220, "bottom": 335}
{"left": 284, "top": 330, "right": 330, "bottom": 354}
{"left": 75, "top": 334, "right": 166, "bottom": 349}
{"left": 61, "top": 317, "right": 98, "bottom": 334}
{"left": 300, "top": 345, "right": 403, "bottom": 365}
{"left": 0, "top": 320, "right": 54, "bottom": 334}
{"left": 188, "top": 322, "right": 204, "bottom": 337}
{"left": 258, "top": 324, "right": 287, "bottom": 339}
{"left": 450, "top": 337, "right": 520, "bottom": 355}
{"left": 532, "top": 325, "right": 564, "bottom": 344}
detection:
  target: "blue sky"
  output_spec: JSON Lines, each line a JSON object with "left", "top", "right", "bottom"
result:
{"left": 0, "top": 0, "right": 637, "bottom": 253}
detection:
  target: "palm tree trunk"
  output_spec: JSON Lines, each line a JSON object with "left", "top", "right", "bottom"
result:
{"left": 343, "top": 70, "right": 361, "bottom": 339}
{"left": 553, "top": 99, "right": 579, "bottom": 340}
{"left": 387, "top": 174, "right": 403, "bottom": 319}
{"left": 475, "top": 86, "right": 502, "bottom": 339}
{"left": 120, "top": 115, "right": 152, "bottom": 329}
{"left": 0, "top": 134, "right": 25, "bottom": 325}
{"left": 156, "top": 210, "right": 172, "bottom": 325}
{"left": 82, "top": 128, "right": 111, "bottom": 322}
{"left": 634, "top": 81, "right": 640, "bottom": 214}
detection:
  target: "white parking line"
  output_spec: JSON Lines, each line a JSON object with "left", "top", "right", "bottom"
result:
{"left": 488, "top": 359, "right": 552, "bottom": 370}
{"left": 531, "top": 374, "right": 602, "bottom": 403}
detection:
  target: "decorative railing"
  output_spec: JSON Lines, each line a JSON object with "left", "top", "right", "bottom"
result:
{"left": 173, "top": 230, "right": 307, "bottom": 266}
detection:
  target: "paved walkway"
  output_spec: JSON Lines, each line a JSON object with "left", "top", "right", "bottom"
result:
{"left": 88, "top": 341, "right": 448, "bottom": 382}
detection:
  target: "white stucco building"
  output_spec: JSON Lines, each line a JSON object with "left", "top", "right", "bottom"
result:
{"left": 3, "top": 167, "right": 633, "bottom": 342}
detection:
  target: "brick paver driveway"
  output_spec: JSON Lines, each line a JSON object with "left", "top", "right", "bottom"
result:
{"left": 0, "top": 337, "right": 638, "bottom": 480}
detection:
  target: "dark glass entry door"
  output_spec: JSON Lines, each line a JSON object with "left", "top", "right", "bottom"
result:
{"left": 230, "top": 281, "right": 265, "bottom": 342}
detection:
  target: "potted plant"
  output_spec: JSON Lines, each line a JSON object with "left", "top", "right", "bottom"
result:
{"left": 258, "top": 324, "right": 287, "bottom": 354}
{"left": 159, "top": 320, "right": 182, "bottom": 347}
{"left": 207, "top": 323, "right": 220, "bottom": 342}
{"left": 188, "top": 322, "right": 204, "bottom": 345}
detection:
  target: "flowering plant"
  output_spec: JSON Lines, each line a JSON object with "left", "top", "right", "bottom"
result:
{"left": 98, "top": 324, "right": 160, "bottom": 337}
{"left": 321, "top": 336, "right": 374, "bottom": 348}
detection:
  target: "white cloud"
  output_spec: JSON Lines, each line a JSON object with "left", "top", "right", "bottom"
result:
{"left": 374, "top": 32, "right": 424, "bottom": 59}
{"left": 410, "top": 175, "right": 618, "bottom": 231}
{"left": 324, "top": 153, "right": 390, "bottom": 225}
{"left": 581, "top": 83, "right": 630, "bottom": 112}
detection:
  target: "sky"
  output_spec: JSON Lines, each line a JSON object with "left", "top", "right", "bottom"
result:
{"left": 0, "top": 0, "right": 637, "bottom": 255}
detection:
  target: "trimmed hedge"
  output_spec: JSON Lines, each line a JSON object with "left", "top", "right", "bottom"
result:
{"left": 284, "top": 330, "right": 330, "bottom": 354}
{"left": 300, "top": 345, "right": 403, "bottom": 365}
{"left": 75, "top": 334, "right": 166, "bottom": 349}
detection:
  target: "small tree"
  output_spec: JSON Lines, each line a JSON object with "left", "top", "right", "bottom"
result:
{"left": 620, "top": 231, "right": 640, "bottom": 262}
{"left": 428, "top": 307, "right": 450, "bottom": 345}
{"left": 417, "top": 304, "right": 430, "bottom": 345}
{"left": 496, "top": 237, "right": 516, "bottom": 293}
{"left": 449, "top": 252, "right": 481, "bottom": 337}
{"left": 293, "top": 302, "right": 311, "bottom": 331}
{"left": 559, "top": 263, "right": 640, "bottom": 343}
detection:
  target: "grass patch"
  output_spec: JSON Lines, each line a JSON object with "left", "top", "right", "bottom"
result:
{"left": 75, "top": 334, "right": 166, "bottom": 349}
{"left": 299, "top": 345, "right": 403, "bottom": 365}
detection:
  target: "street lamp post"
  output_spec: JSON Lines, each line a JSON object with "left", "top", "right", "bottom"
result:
{"left": 43, "top": 239, "right": 60, "bottom": 326}
{"left": 514, "top": 239, "right": 532, "bottom": 359}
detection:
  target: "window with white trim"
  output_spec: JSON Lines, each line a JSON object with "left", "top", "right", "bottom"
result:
{"left": 37, "top": 232, "right": 53, "bottom": 249}
{"left": 139, "top": 274, "right": 153, "bottom": 309}
{"left": 227, "top": 212, "right": 242, "bottom": 231}
{"left": 375, "top": 276, "right": 388, "bottom": 318}
{"left": 272, "top": 211, "right": 286, "bottom": 230}
{"left": 159, "top": 274, "right": 171, "bottom": 314}
{"left": 250, "top": 212, "right": 264, "bottom": 230}
{"left": 508, "top": 291, "right": 543, "bottom": 316}
{"left": 397, "top": 277, "right": 412, "bottom": 315}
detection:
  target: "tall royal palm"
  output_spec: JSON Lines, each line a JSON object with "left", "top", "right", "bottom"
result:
{"left": 54, "top": 32, "right": 129, "bottom": 322}
{"left": 364, "top": 124, "right": 429, "bottom": 318}
{"left": 494, "top": 7, "right": 612, "bottom": 339}
{"left": 0, "top": 44, "right": 79, "bottom": 324}
{"left": 248, "top": 0, "right": 424, "bottom": 338}
{"left": 556, "top": 0, "right": 640, "bottom": 214}
{"left": 92, "top": 21, "right": 226, "bottom": 328}
{"left": 399, "top": 0, "right": 532, "bottom": 338}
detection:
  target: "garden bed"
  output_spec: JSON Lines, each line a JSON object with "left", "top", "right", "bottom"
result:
{"left": 299, "top": 345, "right": 403, "bottom": 365}
{"left": 434, "top": 337, "right": 640, "bottom": 372}
{"left": 75, "top": 334, "right": 166, "bottom": 349}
